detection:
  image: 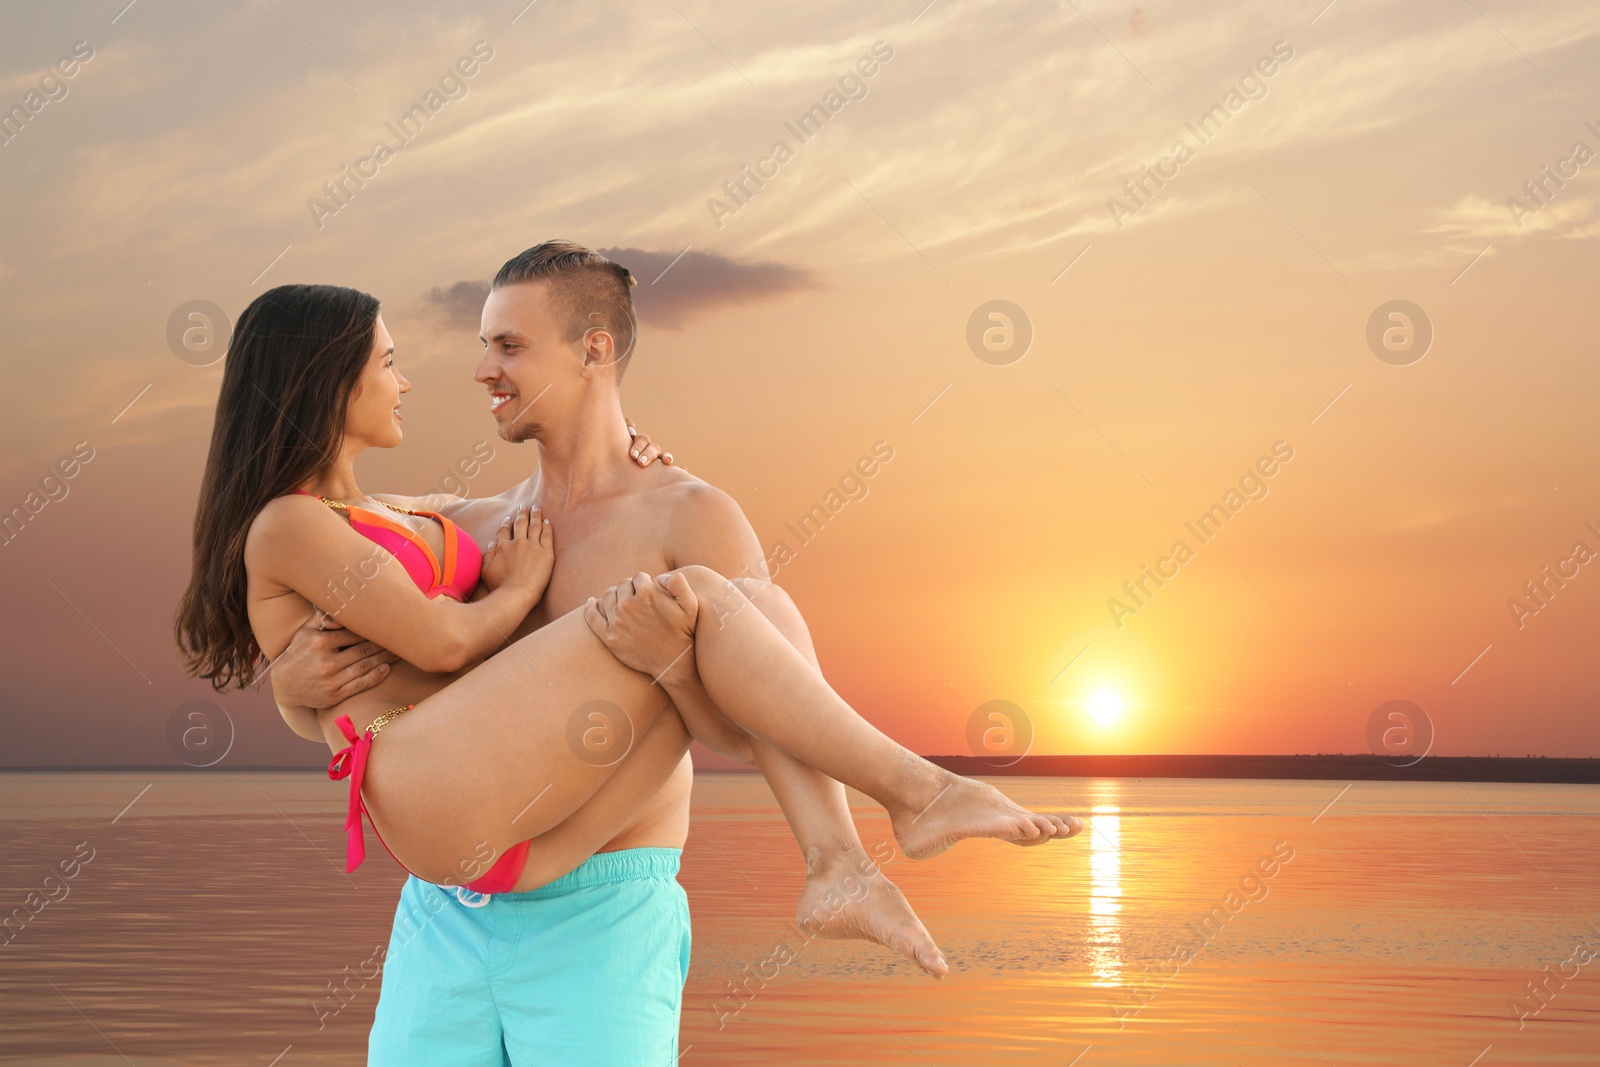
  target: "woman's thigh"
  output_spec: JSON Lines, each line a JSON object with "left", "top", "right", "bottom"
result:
{"left": 509, "top": 715, "right": 693, "bottom": 892}
{"left": 361, "top": 604, "right": 675, "bottom": 883}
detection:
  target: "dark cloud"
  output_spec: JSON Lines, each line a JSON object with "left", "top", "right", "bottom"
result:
{"left": 425, "top": 279, "right": 492, "bottom": 329}
{"left": 597, "top": 247, "right": 815, "bottom": 328}
{"left": 424, "top": 249, "right": 813, "bottom": 331}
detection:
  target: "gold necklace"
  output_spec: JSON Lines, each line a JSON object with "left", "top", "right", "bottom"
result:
{"left": 311, "top": 494, "right": 420, "bottom": 517}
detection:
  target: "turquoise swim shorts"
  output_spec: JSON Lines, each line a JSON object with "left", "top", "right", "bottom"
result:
{"left": 369, "top": 847, "right": 691, "bottom": 1066}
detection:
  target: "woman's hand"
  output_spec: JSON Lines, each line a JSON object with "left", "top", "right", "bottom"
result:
{"left": 625, "top": 418, "right": 675, "bottom": 468}
{"left": 584, "top": 571, "right": 698, "bottom": 683}
{"left": 480, "top": 505, "right": 555, "bottom": 601}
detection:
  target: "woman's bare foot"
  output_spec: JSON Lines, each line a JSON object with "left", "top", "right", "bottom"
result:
{"left": 795, "top": 851, "right": 949, "bottom": 979}
{"left": 890, "top": 770, "right": 1082, "bottom": 860}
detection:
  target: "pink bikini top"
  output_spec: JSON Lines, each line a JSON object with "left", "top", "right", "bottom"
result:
{"left": 293, "top": 489, "right": 482, "bottom": 602}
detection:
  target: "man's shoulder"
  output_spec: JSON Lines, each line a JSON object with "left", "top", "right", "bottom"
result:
{"left": 644, "top": 469, "right": 742, "bottom": 522}
{"left": 640, "top": 471, "right": 765, "bottom": 574}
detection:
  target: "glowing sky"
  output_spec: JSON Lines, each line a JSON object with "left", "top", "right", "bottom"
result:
{"left": 1, "top": 0, "right": 1595, "bottom": 766}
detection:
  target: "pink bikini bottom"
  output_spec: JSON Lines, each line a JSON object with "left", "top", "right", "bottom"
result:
{"left": 326, "top": 710, "right": 530, "bottom": 894}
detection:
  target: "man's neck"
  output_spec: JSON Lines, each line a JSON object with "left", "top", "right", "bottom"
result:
{"left": 532, "top": 391, "right": 636, "bottom": 510}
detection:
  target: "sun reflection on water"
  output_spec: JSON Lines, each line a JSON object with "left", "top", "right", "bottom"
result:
{"left": 1087, "top": 783, "right": 1123, "bottom": 987}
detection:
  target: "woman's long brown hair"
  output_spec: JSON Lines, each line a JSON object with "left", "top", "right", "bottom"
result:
{"left": 175, "top": 284, "right": 380, "bottom": 690}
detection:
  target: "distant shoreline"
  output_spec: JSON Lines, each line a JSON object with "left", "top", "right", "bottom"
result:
{"left": 925, "top": 754, "right": 1600, "bottom": 785}
{"left": 4, "top": 755, "right": 1595, "bottom": 784}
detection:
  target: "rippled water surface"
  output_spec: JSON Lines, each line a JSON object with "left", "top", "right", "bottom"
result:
{"left": 2, "top": 772, "right": 1596, "bottom": 1065}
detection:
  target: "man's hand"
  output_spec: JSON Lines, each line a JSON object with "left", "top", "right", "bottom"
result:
{"left": 269, "top": 614, "right": 399, "bottom": 710}
{"left": 583, "top": 571, "right": 697, "bottom": 684}
{"left": 625, "top": 418, "right": 676, "bottom": 469}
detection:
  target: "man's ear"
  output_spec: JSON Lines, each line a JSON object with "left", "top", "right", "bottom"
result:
{"left": 579, "top": 318, "right": 621, "bottom": 375}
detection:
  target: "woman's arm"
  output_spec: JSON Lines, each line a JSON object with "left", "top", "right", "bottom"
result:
{"left": 245, "top": 495, "right": 551, "bottom": 673}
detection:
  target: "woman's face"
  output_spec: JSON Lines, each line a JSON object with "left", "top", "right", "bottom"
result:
{"left": 344, "top": 315, "right": 410, "bottom": 451}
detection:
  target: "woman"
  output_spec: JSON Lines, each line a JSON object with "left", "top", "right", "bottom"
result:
{"left": 175, "top": 284, "right": 1079, "bottom": 918}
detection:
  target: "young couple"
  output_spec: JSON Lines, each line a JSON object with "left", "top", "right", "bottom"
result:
{"left": 175, "top": 240, "right": 1082, "bottom": 1064}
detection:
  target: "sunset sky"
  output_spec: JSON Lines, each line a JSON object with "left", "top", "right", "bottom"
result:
{"left": 1, "top": 0, "right": 1595, "bottom": 767}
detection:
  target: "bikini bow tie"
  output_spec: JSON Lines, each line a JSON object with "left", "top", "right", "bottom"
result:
{"left": 326, "top": 714, "right": 370, "bottom": 872}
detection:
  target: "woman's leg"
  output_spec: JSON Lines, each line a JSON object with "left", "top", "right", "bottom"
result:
{"left": 510, "top": 576, "right": 952, "bottom": 974}
{"left": 592, "top": 565, "right": 1077, "bottom": 860}
{"left": 509, "top": 714, "right": 693, "bottom": 892}
{"left": 362, "top": 607, "right": 682, "bottom": 883}
{"left": 364, "top": 564, "right": 1074, "bottom": 882}
{"left": 729, "top": 580, "right": 948, "bottom": 975}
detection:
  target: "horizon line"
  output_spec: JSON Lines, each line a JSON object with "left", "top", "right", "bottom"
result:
{"left": 3, "top": 752, "right": 1596, "bottom": 773}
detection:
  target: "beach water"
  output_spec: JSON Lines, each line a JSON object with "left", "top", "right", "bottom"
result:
{"left": 1, "top": 772, "right": 1595, "bottom": 1065}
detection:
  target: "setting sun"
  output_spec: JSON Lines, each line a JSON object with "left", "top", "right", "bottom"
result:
{"left": 1088, "top": 689, "right": 1125, "bottom": 726}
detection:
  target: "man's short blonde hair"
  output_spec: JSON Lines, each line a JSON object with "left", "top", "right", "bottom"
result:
{"left": 492, "top": 240, "right": 638, "bottom": 375}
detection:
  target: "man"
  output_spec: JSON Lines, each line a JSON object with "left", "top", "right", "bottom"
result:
{"left": 272, "top": 241, "right": 946, "bottom": 1065}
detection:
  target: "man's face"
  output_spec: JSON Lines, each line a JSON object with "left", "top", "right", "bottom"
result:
{"left": 475, "top": 281, "right": 577, "bottom": 444}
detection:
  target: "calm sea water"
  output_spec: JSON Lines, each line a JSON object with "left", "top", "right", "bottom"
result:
{"left": 1, "top": 772, "right": 1595, "bottom": 1065}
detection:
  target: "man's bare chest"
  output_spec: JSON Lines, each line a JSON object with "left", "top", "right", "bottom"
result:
{"left": 536, "top": 523, "right": 673, "bottom": 625}
{"left": 455, "top": 495, "right": 674, "bottom": 639}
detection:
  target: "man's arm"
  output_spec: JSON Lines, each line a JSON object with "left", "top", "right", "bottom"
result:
{"left": 268, "top": 615, "right": 399, "bottom": 732}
